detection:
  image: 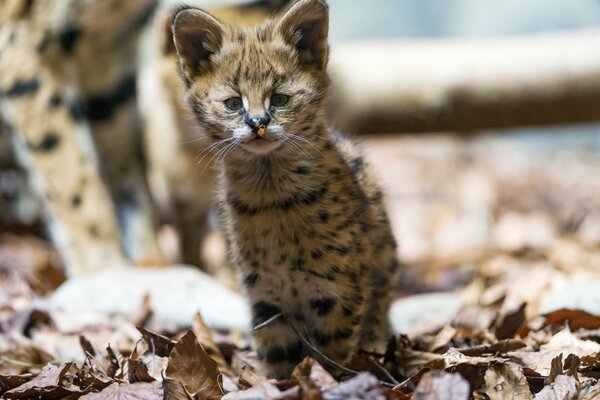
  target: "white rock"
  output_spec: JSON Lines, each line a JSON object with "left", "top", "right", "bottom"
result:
{"left": 51, "top": 265, "right": 251, "bottom": 331}
{"left": 389, "top": 292, "right": 463, "bottom": 334}
{"left": 540, "top": 278, "right": 600, "bottom": 315}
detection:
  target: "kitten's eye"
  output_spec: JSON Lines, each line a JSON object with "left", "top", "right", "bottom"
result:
{"left": 271, "top": 93, "right": 289, "bottom": 107}
{"left": 224, "top": 97, "right": 243, "bottom": 111}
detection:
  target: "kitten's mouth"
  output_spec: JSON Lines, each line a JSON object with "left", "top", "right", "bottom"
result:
{"left": 241, "top": 135, "right": 282, "bottom": 155}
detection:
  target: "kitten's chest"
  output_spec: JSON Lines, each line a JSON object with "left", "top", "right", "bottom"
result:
{"left": 235, "top": 207, "right": 319, "bottom": 267}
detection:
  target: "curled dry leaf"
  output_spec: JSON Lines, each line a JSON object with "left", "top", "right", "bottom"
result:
{"left": 412, "top": 371, "right": 470, "bottom": 400}
{"left": 193, "top": 312, "right": 235, "bottom": 378}
{"left": 138, "top": 327, "right": 176, "bottom": 358}
{"left": 322, "top": 372, "right": 385, "bottom": 400}
{"left": 292, "top": 357, "right": 338, "bottom": 391}
{"left": 479, "top": 362, "right": 532, "bottom": 400}
{"left": 163, "top": 376, "right": 194, "bottom": 400}
{"left": 0, "top": 373, "right": 33, "bottom": 393}
{"left": 3, "top": 362, "right": 78, "bottom": 399}
{"left": 222, "top": 379, "right": 299, "bottom": 400}
{"left": 165, "top": 330, "right": 223, "bottom": 400}
{"left": 518, "top": 309, "right": 600, "bottom": 338}
{"left": 533, "top": 375, "right": 580, "bottom": 400}
{"left": 80, "top": 381, "right": 164, "bottom": 400}
{"left": 511, "top": 328, "right": 600, "bottom": 375}
{"left": 0, "top": 345, "right": 55, "bottom": 374}
{"left": 457, "top": 339, "right": 526, "bottom": 357}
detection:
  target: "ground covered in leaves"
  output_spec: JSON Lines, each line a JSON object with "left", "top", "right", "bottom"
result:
{"left": 2, "top": 132, "right": 600, "bottom": 399}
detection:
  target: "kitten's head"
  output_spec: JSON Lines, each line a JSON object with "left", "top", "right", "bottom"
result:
{"left": 173, "top": 0, "right": 329, "bottom": 158}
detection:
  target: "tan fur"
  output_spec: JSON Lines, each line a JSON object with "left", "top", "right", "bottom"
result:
{"left": 0, "top": 4, "right": 127, "bottom": 274}
{"left": 173, "top": 0, "right": 399, "bottom": 377}
{"left": 0, "top": 0, "right": 162, "bottom": 273}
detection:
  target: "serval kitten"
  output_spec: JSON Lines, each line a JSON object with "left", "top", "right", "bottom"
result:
{"left": 173, "top": 0, "right": 399, "bottom": 378}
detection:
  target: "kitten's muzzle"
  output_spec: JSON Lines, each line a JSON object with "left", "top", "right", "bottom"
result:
{"left": 245, "top": 115, "right": 271, "bottom": 137}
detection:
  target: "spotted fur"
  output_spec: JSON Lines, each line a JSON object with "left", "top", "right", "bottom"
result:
{"left": 173, "top": 0, "right": 399, "bottom": 377}
{"left": 0, "top": 0, "right": 295, "bottom": 274}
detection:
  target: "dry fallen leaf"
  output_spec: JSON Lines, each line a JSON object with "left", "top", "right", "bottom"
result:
{"left": 479, "top": 362, "right": 532, "bottom": 400}
{"left": 322, "top": 372, "right": 385, "bottom": 400}
{"left": 192, "top": 312, "right": 235, "bottom": 379}
{"left": 80, "top": 381, "right": 164, "bottom": 400}
{"left": 533, "top": 375, "right": 580, "bottom": 400}
{"left": 165, "top": 330, "right": 223, "bottom": 400}
{"left": 412, "top": 370, "right": 470, "bottom": 400}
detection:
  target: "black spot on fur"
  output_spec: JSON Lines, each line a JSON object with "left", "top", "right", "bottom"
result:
{"left": 342, "top": 305, "right": 354, "bottom": 317}
{"left": 4, "top": 79, "right": 40, "bottom": 97}
{"left": 311, "top": 249, "right": 323, "bottom": 260}
{"left": 68, "top": 99, "right": 85, "bottom": 122}
{"left": 71, "top": 194, "right": 82, "bottom": 208}
{"left": 334, "top": 328, "right": 353, "bottom": 340}
{"left": 49, "top": 93, "right": 62, "bottom": 108}
{"left": 228, "top": 182, "right": 328, "bottom": 215}
{"left": 351, "top": 157, "right": 364, "bottom": 174}
{"left": 252, "top": 301, "right": 282, "bottom": 326}
{"left": 243, "top": 272, "right": 260, "bottom": 288}
{"left": 286, "top": 341, "right": 304, "bottom": 363}
{"left": 293, "top": 165, "right": 308, "bottom": 174}
{"left": 317, "top": 210, "right": 329, "bottom": 223}
{"left": 265, "top": 346, "right": 286, "bottom": 363}
{"left": 324, "top": 244, "right": 350, "bottom": 256}
{"left": 313, "top": 330, "right": 332, "bottom": 346}
{"left": 59, "top": 26, "right": 82, "bottom": 54}
{"left": 36, "top": 133, "right": 60, "bottom": 152}
{"left": 85, "top": 74, "right": 136, "bottom": 120}
{"left": 310, "top": 297, "right": 336, "bottom": 317}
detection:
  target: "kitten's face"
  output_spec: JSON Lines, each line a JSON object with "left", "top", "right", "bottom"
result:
{"left": 173, "top": 0, "right": 329, "bottom": 158}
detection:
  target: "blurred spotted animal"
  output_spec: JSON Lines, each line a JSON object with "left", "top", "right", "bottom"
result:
{"left": 0, "top": 0, "right": 291, "bottom": 276}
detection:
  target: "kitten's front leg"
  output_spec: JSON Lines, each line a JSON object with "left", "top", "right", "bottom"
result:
{"left": 303, "top": 284, "right": 366, "bottom": 365}
{"left": 251, "top": 300, "right": 305, "bottom": 379}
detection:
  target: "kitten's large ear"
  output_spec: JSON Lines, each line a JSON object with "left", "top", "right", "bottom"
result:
{"left": 276, "top": 0, "right": 329, "bottom": 70}
{"left": 172, "top": 8, "right": 225, "bottom": 86}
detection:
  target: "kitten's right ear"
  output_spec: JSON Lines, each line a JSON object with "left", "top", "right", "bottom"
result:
{"left": 276, "top": 0, "right": 329, "bottom": 70}
{"left": 172, "top": 8, "right": 225, "bottom": 86}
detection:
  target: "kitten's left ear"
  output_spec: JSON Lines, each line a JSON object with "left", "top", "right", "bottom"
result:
{"left": 276, "top": 0, "right": 329, "bottom": 70}
{"left": 172, "top": 8, "right": 225, "bottom": 86}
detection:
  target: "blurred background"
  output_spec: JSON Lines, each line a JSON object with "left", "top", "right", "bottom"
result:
{"left": 2, "top": 0, "right": 600, "bottom": 333}
{"left": 2, "top": 0, "right": 600, "bottom": 396}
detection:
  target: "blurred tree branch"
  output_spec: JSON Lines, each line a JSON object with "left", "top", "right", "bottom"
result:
{"left": 329, "top": 28, "right": 600, "bottom": 134}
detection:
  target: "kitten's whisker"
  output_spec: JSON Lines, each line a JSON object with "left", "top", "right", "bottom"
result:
{"left": 203, "top": 139, "right": 240, "bottom": 173}
{"left": 282, "top": 137, "right": 306, "bottom": 157}
{"left": 195, "top": 137, "right": 235, "bottom": 165}
{"left": 218, "top": 140, "right": 240, "bottom": 162}
{"left": 195, "top": 140, "right": 228, "bottom": 163}
{"left": 284, "top": 137, "right": 312, "bottom": 159}
{"left": 287, "top": 133, "right": 322, "bottom": 155}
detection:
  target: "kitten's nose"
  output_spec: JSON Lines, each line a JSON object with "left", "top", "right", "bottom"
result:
{"left": 245, "top": 115, "right": 271, "bottom": 133}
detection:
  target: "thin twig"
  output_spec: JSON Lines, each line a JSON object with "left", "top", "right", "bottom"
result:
{"left": 253, "top": 312, "right": 283, "bottom": 331}
{"left": 287, "top": 319, "right": 396, "bottom": 388}
{"left": 369, "top": 356, "right": 400, "bottom": 386}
